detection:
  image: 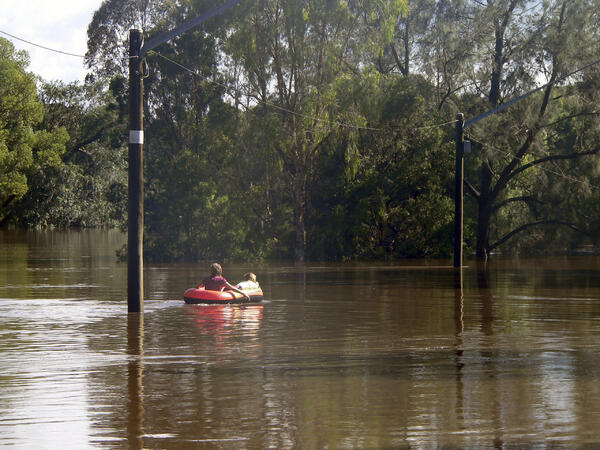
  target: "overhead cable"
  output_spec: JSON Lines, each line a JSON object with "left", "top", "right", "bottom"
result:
{"left": 0, "top": 29, "right": 85, "bottom": 58}
{"left": 149, "top": 50, "right": 385, "bottom": 132}
{"left": 465, "top": 57, "right": 600, "bottom": 128}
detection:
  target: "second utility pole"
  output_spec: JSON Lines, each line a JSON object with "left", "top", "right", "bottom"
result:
{"left": 454, "top": 113, "right": 465, "bottom": 268}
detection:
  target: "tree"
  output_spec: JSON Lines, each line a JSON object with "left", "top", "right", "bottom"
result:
{"left": 415, "top": 0, "right": 600, "bottom": 259}
{"left": 374, "top": 0, "right": 437, "bottom": 76}
{"left": 137, "top": 2, "right": 253, "bottom": 261}
{"left": 0, "top": 38, "right": 68, "bottom": 226}
{"left": 13, "top": 78, "right": 128, "bottom": 228}
{"left": 308, "top": 73, "right": 454, "bottom": 259}
{"left": 77, "top": 0, "right": 600, "bottom": 260}
{"left": 469, "top": 0, "right": 600, "bottom": 259}
{"left": 227, "top": 0, "right": 408, "bottom": 261}
{"left": 85, "top": 0, "right": 172, "bottom": 80}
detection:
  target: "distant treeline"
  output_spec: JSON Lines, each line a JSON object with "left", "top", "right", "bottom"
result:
{"left": 2, "top": 0, "right": 600, "bottom": 262}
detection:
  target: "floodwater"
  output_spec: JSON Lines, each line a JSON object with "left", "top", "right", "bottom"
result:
{"left": 2, "top": 231, "right": 600, "bottom": 448}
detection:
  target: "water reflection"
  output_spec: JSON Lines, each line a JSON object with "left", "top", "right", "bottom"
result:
{"left": 453, "top": 268, "right": 466, "bottom": 443}
{"left": 5, "top": 231, "right": 600, "bottom": 446}
{"left": 186, "top": 305, "right": 264, "bottom": 340}
{"left": 127, "top": 314, "right": 144, "bottom": 449}
{"left": 476, "top": 261, "right": 494, "bottom": 336}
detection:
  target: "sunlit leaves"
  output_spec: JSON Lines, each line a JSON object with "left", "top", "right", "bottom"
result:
{"left": 0, "top": 38, "right": 68, "bottom": 223}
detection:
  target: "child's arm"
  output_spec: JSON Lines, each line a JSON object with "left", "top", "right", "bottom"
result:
{"left": 225, "top": 281, "right": 251, "bottom": 300}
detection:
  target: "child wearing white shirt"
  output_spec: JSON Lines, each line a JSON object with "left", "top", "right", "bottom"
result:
{"left": 236, "top": 272, "right": 260, "bottom": 290}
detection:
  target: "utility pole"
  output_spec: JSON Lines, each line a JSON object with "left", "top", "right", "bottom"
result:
{"left": 128, "top": 29, "right": 144, "bottom": 313}
{"left": 454, "top": 113, "right": 465, "bottom": 268}
{"left": 125, "top": 2, "right": 244, "bottom": 313}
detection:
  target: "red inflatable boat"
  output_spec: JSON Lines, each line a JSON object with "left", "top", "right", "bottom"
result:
{"left": 183, "top": 286, "right": 264, "bottom": 304}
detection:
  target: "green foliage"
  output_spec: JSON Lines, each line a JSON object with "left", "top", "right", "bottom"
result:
{"left": 11, "top": 77, "right": 128, "bottom": 228}
{"left": 308, "top": 74, "right": 454, "bottom": 260}
{"left": 0, "top": 38, "right": 68, "bottom": 225}
{"left": 4, "top": 0, "right": 600, "bottom": 262}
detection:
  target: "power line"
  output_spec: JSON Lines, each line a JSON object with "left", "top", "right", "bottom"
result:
{"left": 141, "top": 0, "right": 243, "bottom": 55}
{"left": 0, "top": 29, "right": 85, "bottom": 58}
{"left": 414, "top": 119, "right": 458, "bottom": 130}
{"left": 465, "top": 56, "right": 600, "bottom": 128}
{"left": 149, "top": 50, "right": 461, "bottom": 136}
{"left": 149, "top": 50, "right": 387, "bottom": 132}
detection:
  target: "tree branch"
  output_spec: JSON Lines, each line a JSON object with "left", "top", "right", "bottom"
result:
{"left": 541, "top": 111, "right": 600, "bottom": 128}
{"left": 488, "top": 220, "right": 583, "bottom": 252}
{"left": 274, "top": 143, "right": 294, "bottom": 175}
{"left": 508, "top": 146, "right": 600, "bottom": 181}
{"left": 308, "top": 130, "right": 334, "bottom": 160}
{"left": 66, "top": 125, "right": 111, "bottom": 159}
{"left": 492, "top": 195, "right": 542, "bottom": 215}
{"left": 0, "top": 194, "right": 16, "bottom": 228}
{"left": 389, "top": 43, "right": 408, "bottom": 76}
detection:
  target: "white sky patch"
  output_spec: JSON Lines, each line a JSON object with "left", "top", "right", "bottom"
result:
{"left": 0, "top": 0, "right": 104, "bottom": 83}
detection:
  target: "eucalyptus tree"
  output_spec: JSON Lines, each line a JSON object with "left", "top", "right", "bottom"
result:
{"left": 482, "top": 0, "right": 599, "bottom": 259}
{"left": 307, "top": 73, "right": 455, "bottom": 260}
{"left": 86, "top": 0, "right": 174, "bottom": 79}
{"left": 87, "top": 0, "right": 257, "bottom": 260}
{"left": 410, "top": 0, "right": 478, "bottom": 110}
{"left": 227, "top": 0, "right": 408, "bottom": 261}
{"left": 373, "top": 0, "right": 437, "bottom": 76}
{"left": 87, "top": 0, "right": 427, "bottom": 262}
{"left": 423, "top": 0, "right": 600, "bottom": 259}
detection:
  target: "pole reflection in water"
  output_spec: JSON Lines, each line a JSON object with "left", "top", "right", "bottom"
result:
{"left": 127, "top": 313, "right": 144, "bottom": 449}
{"left": 477, "top": 261, "right": 494, "bottom": 336}
{"left": 454, "top": 268, "right": 464, "bottom": 337}
{"left": 453, "top": 267, "right": 465, "bottom": 435}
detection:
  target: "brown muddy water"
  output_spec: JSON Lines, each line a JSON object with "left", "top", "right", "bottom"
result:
{"left": 2, "top": 230, "right": 600, "bottom": 448}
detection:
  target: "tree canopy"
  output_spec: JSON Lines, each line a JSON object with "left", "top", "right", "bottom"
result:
{"left": 0, "top": 38, "right": 69, "bottom": 226}
{"left": 2, "top": 0, "right": 600, "bottom": 262}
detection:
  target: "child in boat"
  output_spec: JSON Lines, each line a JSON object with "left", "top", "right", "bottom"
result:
{"left": 236, "top": 272, "right": 260, "bottom": 290}
{"left": 201, "top": 262, "right": 250, "bottom": 301}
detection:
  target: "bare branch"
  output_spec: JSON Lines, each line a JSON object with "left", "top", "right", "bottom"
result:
{"left": 492, "top": 195, "right": 543, "bottom": 215}
{"left": 0, "top": 194, "right": 16, "bottom": 227}
{"left": 66, "top": 125, "right": 111, "bottom": 160}
{"left": 542, "top": 111, "right": 600, "bottom": 128}
{"left": 489, "top": 220, "right": 583, "bottom": 252}
{"left": 508, "top": 146, "right": 600, "bottom": 181}
{"left": 389, "top": 43, "right": 408, "bottom": 76}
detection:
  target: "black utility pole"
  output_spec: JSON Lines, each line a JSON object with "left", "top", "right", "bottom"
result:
{"left": 128, "top": 29, "right": 144, "bottom": 313}
{"left": 125, "top": 2, "right": 244, "bottom": 313}
{"left": 454, "top": 113, "right": 465, "bottom": 269}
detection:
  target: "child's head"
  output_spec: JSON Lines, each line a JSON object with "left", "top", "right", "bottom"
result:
{"left": 243, "top": 272, "right": 257, "bottom": 282}
{"left": 210, "top": 262, "right": 223, "bottom": 276}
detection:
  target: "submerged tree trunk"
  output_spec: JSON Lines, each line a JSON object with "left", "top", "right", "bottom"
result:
{"left": 476, "top": 0, "right": 516, "bottom": 260}
{"left": 476, "top": 163, "right": 493, "bottom": 260}
{"left": 0, "top": 195, "right": 16, "bottom": 228}
{"left": 293, "top": 172, "right": 307, "bottom": 263}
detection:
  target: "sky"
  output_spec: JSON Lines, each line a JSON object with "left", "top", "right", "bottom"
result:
{"left": 0, "top": 0, "right": 104, "bottom": 83}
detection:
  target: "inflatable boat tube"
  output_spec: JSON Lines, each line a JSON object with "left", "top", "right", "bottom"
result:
{"left": 183, "top": 286, "right": 264, "bottom": 304}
